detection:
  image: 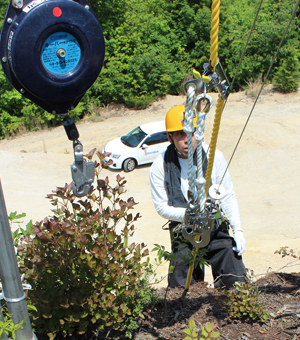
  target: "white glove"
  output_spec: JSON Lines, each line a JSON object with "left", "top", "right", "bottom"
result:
{"left": 232, "top": 231, "right": 246, "bottom": 256}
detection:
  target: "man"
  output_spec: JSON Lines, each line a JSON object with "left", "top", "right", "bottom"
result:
{"left": 149, "top": 105, "right": 246, "bottom": 289}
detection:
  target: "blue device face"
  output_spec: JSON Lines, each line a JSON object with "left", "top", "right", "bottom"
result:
{"left": 0, "top": 0, "right": 105, "bottom": 114}
{"left": 41, "top": 32, "right": 81, "bottom": 75}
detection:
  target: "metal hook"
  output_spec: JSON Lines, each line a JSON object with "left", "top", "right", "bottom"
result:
{"left": 71, "top": 140, "right": 95, "bottom": 197}
{"left": 195, "top": 93, "right": 213, "bottom": 114}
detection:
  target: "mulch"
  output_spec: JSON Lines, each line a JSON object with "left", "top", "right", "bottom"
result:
{"left": 132, "top": 272, "right": 300, "bottom": 340}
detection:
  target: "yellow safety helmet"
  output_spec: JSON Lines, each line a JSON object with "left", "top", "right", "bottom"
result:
{"left": 165, "top": 104, "right": 197, "bottom": 132}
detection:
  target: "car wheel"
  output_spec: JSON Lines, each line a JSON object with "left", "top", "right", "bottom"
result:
{"left": 123, "top": 158, "right": 136, "bottom": 172}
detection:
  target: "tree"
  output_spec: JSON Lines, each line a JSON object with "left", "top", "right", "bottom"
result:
{"left": 93, "top": 0, "right": 191, "bottom": 107}
{"left": 273, "top": 45, "right": 300, "bottom": 92}
{"left": 219, "top": 0, "right": 300, "bottom": 91}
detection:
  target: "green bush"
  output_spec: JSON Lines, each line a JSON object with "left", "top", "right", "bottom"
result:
{"left": 124, "top": 94, "right": 156, "bottom": 109}
{"left": 222, "top": 282, "right": 269, "bottom": 322}
{"left": 0, "top": 68, "right": 91, "bottom": 139}
{"left": 14, "top": 149, "right": 152, "bottom": 339}
{"left": 273, "top": 47, "right": 300, "bottom": 93}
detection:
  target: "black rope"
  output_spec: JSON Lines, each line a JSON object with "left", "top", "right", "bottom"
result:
{"left": 219, "top": 0, "right": 300, "bottom": 186}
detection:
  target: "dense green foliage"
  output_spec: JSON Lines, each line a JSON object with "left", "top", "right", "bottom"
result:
{"left": 222, "top": 281, "right": 269, "bottom": 322}
{"left": 13, "top": 150, "right": 156, "bottom": 339}
{"left": 0, "top": 0, "right": 299, "bottom": 138}
{"left": 220, "top": 0, "right": 300, "bottom": 92}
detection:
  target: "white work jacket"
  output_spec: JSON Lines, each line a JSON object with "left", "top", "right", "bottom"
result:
{"left": 149, "top": 143, "right": 242, "bottom": 233}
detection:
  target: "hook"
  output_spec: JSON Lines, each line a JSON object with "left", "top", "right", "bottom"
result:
{"left": 71, "top": 141, "right": 95, "bottom": 197}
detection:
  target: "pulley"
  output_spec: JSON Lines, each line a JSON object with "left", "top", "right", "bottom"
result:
{"left": 0, "top": 0, "right": 105, "bottom": 114}
{"left": 208, "top": 184, "right": 226, "bottom": 201}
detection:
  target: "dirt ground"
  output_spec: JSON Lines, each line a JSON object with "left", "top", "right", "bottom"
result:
{"left": 133, "top": 271, "right": 300, "bottom": 340}
{"left": 1, "top": 88, "right": 300, "bottom": 289}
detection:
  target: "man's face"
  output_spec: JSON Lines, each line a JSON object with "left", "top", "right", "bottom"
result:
{"left": 167, "top": 130, "right": 197, "bottom": 159}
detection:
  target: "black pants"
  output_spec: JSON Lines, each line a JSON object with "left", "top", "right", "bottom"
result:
{"left": 168, "top": 223, "right": 246, "bottom": 289}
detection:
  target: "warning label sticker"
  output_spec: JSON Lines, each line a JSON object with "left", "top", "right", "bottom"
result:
{"left": 41, "top": 32, "right": 81, "bottom": 75}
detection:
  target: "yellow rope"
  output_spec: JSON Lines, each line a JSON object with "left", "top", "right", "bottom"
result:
{"left": 210, "top": 0, "right": 220, "bottom": 71}
{"left": 204, "top": 96, "right": 224, "bottom": 195}
{"left": 185, "top": 0, "right": 223, "bottom": 291}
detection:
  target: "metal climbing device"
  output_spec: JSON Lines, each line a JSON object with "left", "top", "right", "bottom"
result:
{"left": 175, "top": 58, "right": 230, "bottom": 251}
{"left": 176, "top": 0, "right": 230, "bottom": 290}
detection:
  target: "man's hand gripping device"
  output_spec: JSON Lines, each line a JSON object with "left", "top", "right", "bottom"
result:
{"left": 0, "top": 0, "right": 105, "bottom": 197}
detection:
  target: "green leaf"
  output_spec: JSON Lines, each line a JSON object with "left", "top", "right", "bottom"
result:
{"left": 188, "top": 318, "right": 196, "bottom": 330}
{"left": 210, "top": 331, "right": 221, "bottom": 338}
{"left": 27, "top": 305, "right": 38, "bottom": 312}
{"left": 192, "top": 330, "right": 198, "bottom": 337}
{"left": 201, "top": 327, "right": 208, "bottom": 337}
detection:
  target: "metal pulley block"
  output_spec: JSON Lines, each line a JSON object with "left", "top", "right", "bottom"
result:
{"left": 182, "top": 210, "right": 214, "bottom": 248}
{"left": 184, "top": 197, "right": 199, "bottom": 226}
{"left": 203, "top": 60, "right": 230, "bottom": 100}
{"left": 178, "top": 196, "right": 213, "bottom": 248}
{"left": 0, "top": 0, "right": 105, "bottom": 114}
{"left": 209, "top": 183, "right": 226, "bottom": 201}
{"left": 71, "top": 140, "right": 94, "bottom": 197}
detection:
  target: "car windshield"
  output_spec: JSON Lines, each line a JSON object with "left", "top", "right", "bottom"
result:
{"left": 121, "top": 126, "right": 147, "bottom": 147}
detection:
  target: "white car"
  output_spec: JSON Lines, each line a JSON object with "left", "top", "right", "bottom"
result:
{"left": 103, "top": 120, "right": 170, "bottom": 172}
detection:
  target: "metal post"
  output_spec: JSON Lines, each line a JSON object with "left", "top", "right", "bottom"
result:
{"left": 0, "top": 179, "right": 36, "bottom": 340}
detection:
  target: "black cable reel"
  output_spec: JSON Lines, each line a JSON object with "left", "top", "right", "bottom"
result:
{"left": 0, "top": 0, "right": 105, "bottom": 196}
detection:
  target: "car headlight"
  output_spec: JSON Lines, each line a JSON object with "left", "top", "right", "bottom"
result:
{"left": 112, "top": 154, "right": 121, "bottom": 159}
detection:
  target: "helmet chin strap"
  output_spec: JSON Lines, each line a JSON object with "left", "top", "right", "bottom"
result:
{"left": 170, "top": 133, "right": 184, "bottom": 157}
{"left": 175, "top": 146, "right": 183, "bottom": 156}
